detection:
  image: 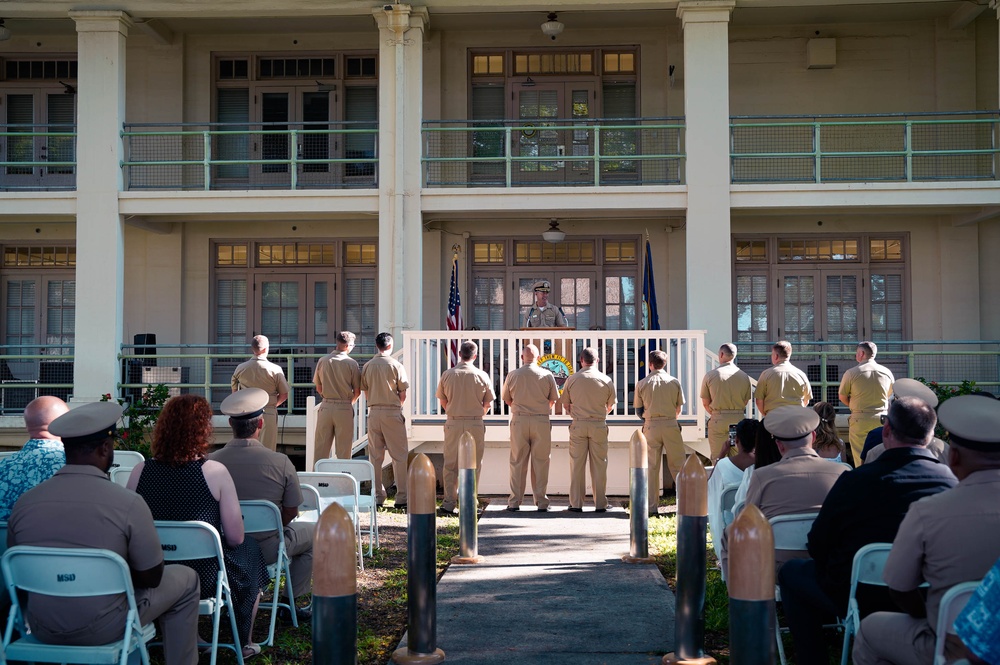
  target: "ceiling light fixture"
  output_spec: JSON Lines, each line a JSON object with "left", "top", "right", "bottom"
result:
{"left": 0, "top": 19, "right": 11, "bottom": 42}
{"left": 542, "top": 219, "right": 566, "bottom": 243}
{"left": 541, "top": 13, "right": 563, "bottom": 41}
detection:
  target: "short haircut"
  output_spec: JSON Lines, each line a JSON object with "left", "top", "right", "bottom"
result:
{"left": 773, "top": 340, "right": 792, "bottom": 360}
{"left": 231, "top": 416, "right": 262, "bottom": 439}
{"left": 336, "top": 331, "right": 356, "bottom": 346}
{"left": 648, "top": 350, "right": 667, "bottom": 370}
{"left": 459, "top": 341, "right": 477, "bottom": 361}
{"left": 251, "top": 335, "right": 268, "bottom": 352}
{"left": 375, "top": 332, "right": 393, "bottom": 351}
{"left": 522, "top": 343, "right": 539, "bottom": 360}
{"left": 579, "top": 347, "right": 598, "bottom": 365}
{"left": 887, "top": 395, "right": 936, "bottom": 446}
{"left": 857, "top": 341, "right": 877, "bottom": 358}
{"left": 735, "top": 419, "right": 758, "bottom": 453}
{"left": 780, "top": 434, "right": 811, "bottom": 449}
{"left": 720, "top": 343, "right": 738, "bottom": 358}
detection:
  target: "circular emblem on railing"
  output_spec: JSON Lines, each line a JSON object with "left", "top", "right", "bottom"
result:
{"left": 521, "top": 123, "right": 537, "bottom": 139}
{"left": 537, "top": 353, "right": 573, "bottom": 393}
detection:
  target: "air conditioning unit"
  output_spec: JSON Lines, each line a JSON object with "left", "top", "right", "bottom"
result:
{"left": 141, "top": 366, "right": 189, "bottom": 397}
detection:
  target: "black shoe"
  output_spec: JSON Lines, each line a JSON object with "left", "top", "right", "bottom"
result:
{"left": 505, "top": 505, "right": 520, "bottom": 512}
{"left": 595, "top": 507, "right": 608, "bottom": 513}
{"left": 536, "top": 507, "right": 549, "bottom": 512}
{"left": 567, "top": 507, "right": 583, "bottom": 513}
{"left": 277, "top": 605, "right": 312, "bottom": 625}
{"left": 437, "top": 507, "right": 457, "bottom": 517}
{"left": 394, "top": 503, "right": 407, "bottom": 511}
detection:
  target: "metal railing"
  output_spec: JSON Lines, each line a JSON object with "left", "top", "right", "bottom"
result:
{"left": 0, "top": 125, "right": 77, "bottom": 191}
{"left": 422, "top": 118, "right": 685, "bottom": 187}
{"left": 121, "top": 122, "right": 378, "bottom": 191}
{"left": 731, "top": 111, "right": 1000, "bottom": 183}
{"left": 0, "top": 344, "right": 74, "bottom": 415}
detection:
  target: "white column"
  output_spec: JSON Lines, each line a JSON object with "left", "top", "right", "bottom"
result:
{"left": 677, "top": 0, "right": 735, "bottom": 349}
{"left": 373, "top": 4, "right": 428, "bottom": 341}
{"left": 70, "top": 11, "right": 130, "bottom": 403}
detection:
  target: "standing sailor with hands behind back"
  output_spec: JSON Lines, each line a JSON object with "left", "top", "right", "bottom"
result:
{"left": 524, "top": 280, "right": 567, "bottom": 328}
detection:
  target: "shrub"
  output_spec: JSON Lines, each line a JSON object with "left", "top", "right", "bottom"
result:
{"left": 100, "top": 385, "right": 172, "bottom": 459}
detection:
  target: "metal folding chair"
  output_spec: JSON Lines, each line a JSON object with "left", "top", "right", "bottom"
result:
{"left": 934, "top": 580, "right": 980, "bottom": 665}
{"left": 314, "top": 458, "right": 380, "bottom": 554}
{"left": 239, "top": 500, "right": 297, "bottom": 645}
{"left": 770, "top": 512, "right": 820, "bottom": 665}
{"left": 297, "top": 471, "right": 364, "bottom": 570}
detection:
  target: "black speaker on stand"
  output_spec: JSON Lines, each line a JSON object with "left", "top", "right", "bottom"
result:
{"left": 127, "top": 333, "right": 158, "bottom": 403}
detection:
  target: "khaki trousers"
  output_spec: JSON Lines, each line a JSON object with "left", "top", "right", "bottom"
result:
{"left": 367, "top": 407, "right": 409, "bottom": 505}
{"left": 508, "top": 415, "right": 552, "bottom": 509}
{"left": 707, "top": 411, "right": 744, "bottom": 460}
{"left": 568, "top": 420, "right": 609, "bottom": 510}
{"left": 849, "top": 413, "right": 882, "bottom": 466}
{"left": 441, "top": 419, "right": 485, "bottom": 512}
{"left": 853, "top": 612, "right": 935, "bottom": 665}
{"left": 315, "top": 401, "right": 355, "bottom": 460}
{"left": 645, "top": 418, "right": 686, "bottom": 514}
{"left": 261, "top": 407, "right": 278, "bottom": 451}
{"left": 256, "top": 522, "right": 315, "bottom": 599}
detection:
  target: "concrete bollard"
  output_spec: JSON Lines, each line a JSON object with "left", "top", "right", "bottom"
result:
{"left": 728, "top": 504, "right": 776, "bottom": 665}
{"left": 623, "top": 429, "right": 654, "bottom": 564}
{"left": 312, "top": 502, "right": 358, "bottom": 665}
{"left": 392, "top": 453, "right": 446, "bottom": 664}
{"left": 663, "top": 454, "right": 716, "bottom": 665}
{"left": 452, "top": 432, "right": 484, "bottom": 565}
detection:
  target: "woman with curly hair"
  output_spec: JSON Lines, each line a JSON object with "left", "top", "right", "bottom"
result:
{"left": 127, "top": 394, "right": 268, "bottom": 659}
{"left": 812, "top": 401, "right": 846, "bottom": 462}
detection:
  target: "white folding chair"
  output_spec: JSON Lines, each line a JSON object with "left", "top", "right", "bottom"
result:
{"left": 154, "top": 521, "right": 244, "bottom": 665}
{"left": 934, "top": 581, "right": 980, "bottom": 665}
{"left": 720, "top": 482, "right": 741, "bottom": 528}
{"left": 297, "top": 471, "right": 364, "bottom": 570}
{"left": 1, "top": 546, "right": 156, "bottom": 665}
{"left": 240, "top": 500, "right": 296, "bottom": 645}
{"left": 314, "top": 458, "right": 379, "bottom": 554}
{"left": 770, "top": 512, "right": 820, "bottom": 665}
{"left": 839, "top": 543, "right": 893, "bottom": 665}
{"left": 110, "top": 450, "right": 145, "bottom": 472}
{"left": 109, "top": 466, "right": 133, "bottom": 487}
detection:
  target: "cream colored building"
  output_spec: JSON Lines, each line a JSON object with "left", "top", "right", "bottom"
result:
{"left": 0, "top": 1, "right": 998, "bottom": 488}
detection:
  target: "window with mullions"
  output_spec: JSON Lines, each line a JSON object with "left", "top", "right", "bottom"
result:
{"left": 0, "top": 244, "right": 76, "bottom": 359}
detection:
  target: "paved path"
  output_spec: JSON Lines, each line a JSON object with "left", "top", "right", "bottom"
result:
{"left": 395, "top": 502, "right": 676, "bottom": 664}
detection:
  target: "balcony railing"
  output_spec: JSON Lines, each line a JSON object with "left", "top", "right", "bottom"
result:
{"left": 0, "top": 125, "right": 77, "bottom": 192}
{"left": 731, "top": 111, "right": 1000, "bottom": 184}
{"left": 0, "top": 344, "right": 74, "bottom": 415}
{"left": 422, "top": 118, "right": 685, "bottom": 188}
{"left": 121, "top": 122, "right": 378, "bottom": 191}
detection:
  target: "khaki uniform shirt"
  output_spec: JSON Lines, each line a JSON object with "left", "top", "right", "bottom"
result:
{"left": 700, "top": 361, "right": 752, "bottom": 412}
{"left": 361, "top": 353, "right": 410, "bottom": 407}
{"left": 560, "top": 366, "right": 616, "bottom": 421}
{"left": 502, "top": 362, "right": 559, "bottom": 416}
{"left": 745, "top": 446, "right": 848, "bottom": 519}
{"left": 209, "top": 438, "right": 302, "bottom": 509}
{"left": 839, "top": 359, "right": 894, "bottom": 414}
{"left": 232, "top": 356, "right": 290, "bottom": 409}
{"left": 634, "top": 369, "right": 685, "bottom": 419}
{"left": 524, "top": 303, "right": 568, "bottom": 328}
{"left": 755, "top": 360, "right": 813, "bottom": 413}
{"left": 312, "top": 351, "right": 361, "bottom": 401}
{"left": 884, "top": 468, "right": 1000, "bottom": 633}
{"left": 8, "top": 465, "right": 163, "bottom": 636}
{"left": 436, "top": 361, "right": 495, "bottom": 418}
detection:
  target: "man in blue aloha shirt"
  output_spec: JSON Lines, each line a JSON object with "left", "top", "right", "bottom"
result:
{"left": 955, "top": 556, "right": 1000, "bottom": 665}
{"left": 0, "top": 395, "right": 69, "bottom": 519}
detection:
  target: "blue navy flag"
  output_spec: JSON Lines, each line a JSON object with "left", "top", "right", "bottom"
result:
{"left": 447, "top": 253, "right": 463, "bottom": 366}
{"left": 642, "top": 238, "right": 660, "bottom": 330}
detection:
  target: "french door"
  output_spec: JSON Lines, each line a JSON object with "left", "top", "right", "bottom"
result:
{"left": 254, "top": 87, "right": 333, "bottom": 187}
{"left": 1, "top": 90, "right": 75, "bottom": 190}
{"left": 512, "top": 82, "right": 597, "bottom": 185}
{"left": 514, "top": 271, "right": 597, "bottom": 330}
{"left": 777, "top": 269, "right": 863, "bottom": 349}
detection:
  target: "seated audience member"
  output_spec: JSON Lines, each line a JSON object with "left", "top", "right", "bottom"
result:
{"left": 8, "top": 402, "right": 199, "bottom": 665}
{"left": 731, "top": 421, "right": 781, "bottom": 517}
{"left": 812, "top": 402, "right": 846, "bottom": 462}
{"left": 953, "top": 555, "right": 1000, "bottom": 665}
{"left": 0, "top": 396, "right": 69, "bottom": 519}
{"left": 779, "top": 395, "right": 958, "bottom": 665}
{"left": 854, "top": 395, "right": 1000, "bottom": 665}
{"left": 708, "top": 419, "right": 757, "bottom": 574}
{"left": 721, "top": 406, "right": 847, "bottom": 578}
{"left": 209, "top": 389, "right": 313, "bottom": 620}
{"left": 128, "top": 394, "right": 269, "bottom": 660}
{"left": 860, "top": 378, "right": 937, "bottom": 463}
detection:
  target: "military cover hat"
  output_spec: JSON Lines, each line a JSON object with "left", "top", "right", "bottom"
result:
{"left": 891, "top": 378, "right": 939, "bottom": 408}
{"left": 221, "top": 388, "right": 268, "bottom": 420}
{"left": 49, "top": 402, "right": 124, "bottom": 446}
{"left": 763, "top": 406, "right": 821, "bottom": 441}
{"left": 937, "top": 394, "right": 1000, "bottom": 451}
{"left": 532, "top": 280, "right": 552, "bottom": 292}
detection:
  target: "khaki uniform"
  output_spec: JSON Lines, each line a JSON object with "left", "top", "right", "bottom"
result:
{"left": 524, "top": 303, "right": 567, "bottom": 328}
{"left": 839, "top": 359, "right": 895, "bottom": 465}
{"left": 560, "top": 366, "right": 617, "bottom": 510}
{"left": 634, "top": 369, "right": 686, "bottom": 514}
{"left": 361, "top": 354, "right": 410, "bottom": 505}
{"left": 312, "top": 350, "right": 362, "bottom": 460}
{"left": 436, "top": 360, "right": 496, "bottom": 512}
{"left": 8, "top": 465, "right": 200, "bottom": 665}
{"left": 755, "top": 360, "right": 813, "bottom": 415}
{"left": 720, "top": 447, "right": 846, "bottom": 576}
{"left": 232, "top": 356, "right": 291, "bottom": 451}
{"left": 209, "top": 439, "right": 313, "bottom": 598}
{"left": 700, "top": 361, "right": 752, "bottom": 459}
{"left": 853, "top": 469, "right": 1000, "bottom": 665}
{"left": 502, "top": 362, "right": 559, "bottom": 509}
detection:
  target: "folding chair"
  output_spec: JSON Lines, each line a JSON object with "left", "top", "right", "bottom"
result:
{"left": 770, "top": 512, "right": 820, "bottom": 665}
{"left": 934, "top": 580, "right": 980, "bottom": 665}
{"left": 240, "top": 500, "right": 297, "bottom": 645}
{"left": 297, "top": 471, "right": 364, "bottom": 570}
{"left": 720, "top": 482, "right": 741, "bottom": 528}
{"left": 110, "top": 450, "right": 145, "bottom": 472}
{"left": 109, "top": 466, "right": 133, "bottom": 487}
{"left": 1, "top": 546, "right": 156, "bottom": 665}
{"left": 314, "top": 458, "right": 379, "bottom": 554}
{"left": 839, "top": 543, "right": 892, "bottom": 665}
{"left": 154, "top": 521, "right": 244, "bottom": 665}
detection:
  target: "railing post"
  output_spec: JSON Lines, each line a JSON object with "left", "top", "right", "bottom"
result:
{"left": 593, "top": 125, "right": 601, "bottom": 186}
{"left": 505, "top": 127, "right": 512, "bottom": 188}
{"left": 814, "top": 122, "right": 822, "bottom": 184}
{"left": 819, "top": 351, "right": 828, "bottom": 407}
{"left": 204, "top": 355, "right": 213, "bottom": 403}
{"left": 203, "top": 131, "right": 212, "bottom": 191}
{"left": 290, "top": 128, "right": 299, "bottom": 190}
{"left": 312, "top": 502, "right": 358, "bottom": 665}
{"left": 905, "top": 121, "right": 913, "bottom": 182}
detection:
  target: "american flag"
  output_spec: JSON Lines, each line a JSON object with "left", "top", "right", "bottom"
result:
{"left": 446, "top": 253, "right": 463, "bottom": 366}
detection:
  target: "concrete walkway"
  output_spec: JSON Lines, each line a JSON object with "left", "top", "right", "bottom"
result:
{"left": 397, "top": 502, "right": 676, "bottom": 664}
